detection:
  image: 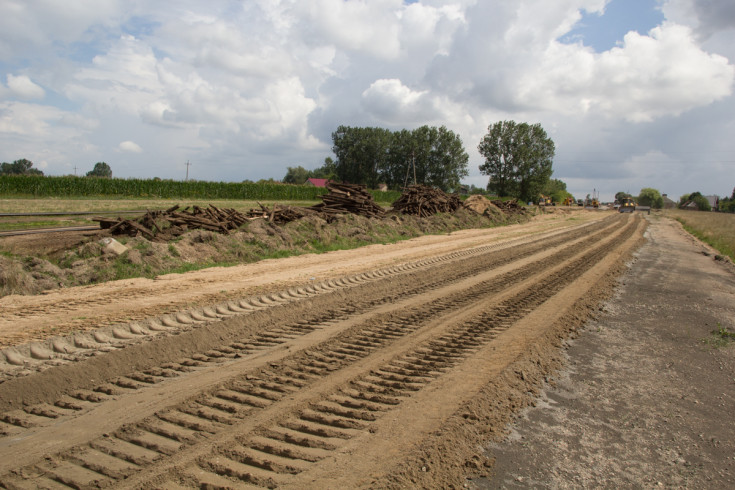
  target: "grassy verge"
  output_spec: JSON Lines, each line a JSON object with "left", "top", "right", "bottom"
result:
{"left": 664, "top": 209, "right": 735, "bottom": 261}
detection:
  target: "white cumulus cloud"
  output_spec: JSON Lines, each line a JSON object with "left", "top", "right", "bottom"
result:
{"left": 514, "top": 23, "right": 734, "bottom": 121}
{"left": 119, "top": 140, "right": 142, "bottom": 153}
{"left": 6, "top": 74, "right": 45, "bottom": 100}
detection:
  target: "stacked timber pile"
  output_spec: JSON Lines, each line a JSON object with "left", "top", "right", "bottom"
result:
{"left": 309, "top": 182, "right": 386, "bottom": 220}
{"left": 246, "top": 202, "right": 317, "bottom": 224}
{"left": 391, "top": 185, "right": 464, "bottom": 217}
{"left": 94, "top": 204, "right": 250, "bottom": 241}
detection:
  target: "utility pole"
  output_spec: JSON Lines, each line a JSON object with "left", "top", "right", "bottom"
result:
{"left": 185, "top": 160, "right": 191, "bottom": 181}
{"left": 73, "top": 166, "right": 77, "bottom": 176}
{"left": 402, "top": 151, "right": 418, "bottom": 190}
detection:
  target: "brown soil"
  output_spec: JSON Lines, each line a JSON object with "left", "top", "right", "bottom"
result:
{"left": 477, "top": 216, "right": 735, "bottom": 489}
{"left": 0, "top": 211, "right": 730, "bottom": 489}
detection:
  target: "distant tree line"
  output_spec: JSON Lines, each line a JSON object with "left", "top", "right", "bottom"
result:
{"left": 0, "top": 159, "right": 113, "bottom": 178}
{"left": 614, "top": 187, "right": 735, "bottom": 213}
{"left": 329, "top": 125, "right": 469, "bottom": 192}
{"left": 308, "top": 120, "right": 558, "bottom": 201}
{"left": 0, "top": 159, "right": 44, "bottom": 176}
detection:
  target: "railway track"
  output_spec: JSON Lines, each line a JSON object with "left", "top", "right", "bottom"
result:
{"left": 0, "top": 213, "right": 646, "bottom": 488}
{"left": 0, "top": 210, "right": 147, "bottom": 237}
{"left": 0, "top": 226, "right": 100, "bottom": 237}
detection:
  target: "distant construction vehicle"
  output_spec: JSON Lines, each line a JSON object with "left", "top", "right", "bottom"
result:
{"left": 619, "top": 197, "right": 636, "bottom": 213}
{"left": 585, "top": 189, "right": 600, "bottom": 208}
{"left": 538, "top": 195, "right": 552, "bottom": 206}
{"left": 562, "top": 196, "right": 574, "bottom": 206}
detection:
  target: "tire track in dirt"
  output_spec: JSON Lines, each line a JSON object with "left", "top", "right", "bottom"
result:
{"left": 0, "top": 215, "right": 643, "bottom": 489}
{"left": 0, "top": 216, "right": 620, "bottom": 427}
{"left": 0, "top": 213, "right": 603, "bottom": 347}
{"left": 0, "top": 216, "right": 616, "bottom": 383}
{"left": 145, "top": 215, "right": 643, "bottom": 489}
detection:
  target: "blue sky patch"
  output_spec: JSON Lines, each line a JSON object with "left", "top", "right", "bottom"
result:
{"left": 560, "top": 0, "right": 664, "bottom": 52}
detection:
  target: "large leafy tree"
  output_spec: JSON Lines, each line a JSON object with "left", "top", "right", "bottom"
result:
{"left": 87, "top": 162, "right": 112, "bottom": 178}
{"left": 637, "top": 187, "right": 664, "bottom": 208}
{"left": 332, "top": 126, "right": 392, "bottom": 189}
{"left": 0, "top": 158, "right": 44, "bottom": 175}
{"left": 282, "top": 166, "right": 311, "bottom": 184}
{"left": 423, "top": 126, "right": 469, "bottom": 191}
{"left": 331, "top": 125, "right": 468, "bottom": 191}
{"left": 478, "top": 121, "right": 554, "bottom": 201}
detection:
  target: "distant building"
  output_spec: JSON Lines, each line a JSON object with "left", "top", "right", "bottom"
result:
{"left": 704, "top": 195, "right": 719, "bottom": 210}
{"left": 306, "top": 178, "right": 329, "bottom": 187}
{"left": 662, "top": 194, "right": 677, "bottom": 209}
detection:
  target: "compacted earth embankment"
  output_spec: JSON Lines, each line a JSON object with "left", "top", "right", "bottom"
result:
{"left": 0, "top": 212, "right": 646, "bottom": 488}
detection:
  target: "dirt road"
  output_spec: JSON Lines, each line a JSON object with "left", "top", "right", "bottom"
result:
{"left": 0, "top": 212, "right": 645, "bottom": 488}
{"left": 480, "top": 216, "right": 735, "bottom": 489}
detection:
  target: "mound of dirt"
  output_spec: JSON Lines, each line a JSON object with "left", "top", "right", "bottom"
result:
{"left": 464, "top": 195, "right": 505, "bottom": 221}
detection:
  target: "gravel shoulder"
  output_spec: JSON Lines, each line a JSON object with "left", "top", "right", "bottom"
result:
{"left": 481, "top": 215, "right": 735, "bottom": 488}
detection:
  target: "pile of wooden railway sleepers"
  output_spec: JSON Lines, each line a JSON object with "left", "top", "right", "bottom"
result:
{"left": 309, "top": 182, "right": 386, "bottom": 220}
{"left": 489, "top": 199, "right": 528, "bottom": 215}
{"left": 94, "top": 204, "right": 251, "bottom": 241}
{"left": 391, "top": 184, "right": 465, "bottom": 217}
{"left": 245, "top": 202, "right": 319, "bottom": 224}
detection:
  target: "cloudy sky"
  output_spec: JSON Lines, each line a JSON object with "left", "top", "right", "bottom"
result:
{"left": 1, "top": 0, "right": 734, "bottom": 201}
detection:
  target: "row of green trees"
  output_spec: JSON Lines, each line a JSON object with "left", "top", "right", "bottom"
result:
{"left": 323, "top": 121, "right": 557, "bottom": 201}
{"left": 329, "top": 125, "right": 470, "bottom": 192}
{"left": 10, "top": 120, "right": 560, "bottom": 203}
{"left": 0, "top": 159, "right": 113, "bottom": 178}
{"left": 0, "top": 159, "right": 44, "bottom": 176}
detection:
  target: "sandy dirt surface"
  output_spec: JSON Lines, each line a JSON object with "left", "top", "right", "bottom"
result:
{"left": 0, "top": 211, "right": 702, "bottom": 489}
{"left": 0, "top": 212, "right": 588, "bottom": 348}
{"left": 481, "top": 216, "right": 735, "bottom": 488}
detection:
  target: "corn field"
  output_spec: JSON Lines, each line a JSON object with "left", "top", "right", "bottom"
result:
{"left": 0, "top": 175, "right": 401, "bottom": 202}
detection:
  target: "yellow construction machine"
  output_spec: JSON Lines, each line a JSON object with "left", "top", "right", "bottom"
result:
{"left": 619, "top": 197, "right": 636, "bottom": 213}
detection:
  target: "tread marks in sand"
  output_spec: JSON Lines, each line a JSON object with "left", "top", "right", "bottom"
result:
{"left": 0, "top": 214, "right": 643, "bottom": 488}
